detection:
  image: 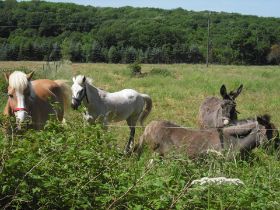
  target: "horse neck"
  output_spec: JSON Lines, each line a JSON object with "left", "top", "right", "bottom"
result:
{"left": 29, "top": 81, "right": 36, "bottom": 99}
{"left": 203, "top": 97, "right": 224, "bottom": 128}
{"left": 84, "top": 82, "right": 104, "bottom": 106}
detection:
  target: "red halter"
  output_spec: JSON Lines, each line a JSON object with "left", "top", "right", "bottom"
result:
{"left": 13, "top": 107, "right": 28, "bottom": 113}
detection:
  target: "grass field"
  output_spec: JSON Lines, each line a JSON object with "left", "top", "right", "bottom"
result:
{"left": 1, "top": 61, "right": 280, "bottom": 209}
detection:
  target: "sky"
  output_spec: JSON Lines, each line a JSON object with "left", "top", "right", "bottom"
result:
{"left": 43, "top": 0, "right": 280, "bottom": 18}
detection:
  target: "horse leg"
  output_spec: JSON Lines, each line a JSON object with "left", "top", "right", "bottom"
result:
{"left": 124, "top": 126, "right": 135, "bottom": 154}
{"left": 82, "top": 110, "right": 96, "bottom": 125}
{"left": 134, "top": 134, "right": 144, "bottom": 158}
{"left": 103, "top": 112, "right": 110, "bottom": 130}
{"left": 125, "top": 117, "right": 137, "bottom": 154}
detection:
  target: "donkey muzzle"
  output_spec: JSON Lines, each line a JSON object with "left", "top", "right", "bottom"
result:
{"left": 222, "top": 117, "right": 230, "bottom": 126}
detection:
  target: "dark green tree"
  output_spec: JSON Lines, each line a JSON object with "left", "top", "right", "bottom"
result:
{"left": 108, "top": 46, "right": 120, "bottom": 63}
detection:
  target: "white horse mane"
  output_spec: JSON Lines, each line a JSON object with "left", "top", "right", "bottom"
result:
{"left": 74, "top": 75, "right": 93, "bottom": 86}
{"left": 9, "top": 71, "right": 29, "bottom": 92}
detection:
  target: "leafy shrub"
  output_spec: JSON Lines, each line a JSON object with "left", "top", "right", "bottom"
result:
{"left": 128, "top": 62, "right": 142, "bottom": 76}
{"left": 0, "top": 118, "right": 120, "bottom": 209}
{"left": 1, "top": 114, "right": 280, "bottom": 209}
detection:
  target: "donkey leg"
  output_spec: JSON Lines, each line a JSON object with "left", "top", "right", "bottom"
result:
{"left": 223, "top": 122, "right": 257, "bottom": 136}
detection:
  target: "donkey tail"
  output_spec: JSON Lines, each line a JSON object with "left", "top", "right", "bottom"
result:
{"left": 54, "top": 80, "right": 71, "bottom": 111}
{"left": 257, "top": 114, "right": 280, "bottom": 148}
{"left": 139, "top": 94, "right": 152, "bottom": 126}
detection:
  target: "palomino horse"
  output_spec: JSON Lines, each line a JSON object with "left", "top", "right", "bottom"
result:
{"left": 3, "top": 71, "right": 69, "bottom": 130}
{"left": 71, "top": 75, "right": 152, "bottom": 153}
{"left": 136, "top": 115, "right": 278, "bottom": 158}
{"left": 198, "top": 84, "right": 243, "bottom": 128}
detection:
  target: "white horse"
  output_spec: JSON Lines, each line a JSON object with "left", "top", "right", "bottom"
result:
{"left": 71, "top": 75, "right": 152, "bottom": 153}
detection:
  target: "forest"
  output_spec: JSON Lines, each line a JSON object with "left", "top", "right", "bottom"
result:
{"left": 0, "top": 0, "right": 280, "bottom": 64}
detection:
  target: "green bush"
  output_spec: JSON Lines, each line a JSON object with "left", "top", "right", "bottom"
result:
{"left": 128, "top": 62, "right": 142, "bottom": 76}
{"left": 1, "top": 115, "right": 280, "bottom": 209}
{"left": 0, "top": 118, "right": 120, "bottom": 209}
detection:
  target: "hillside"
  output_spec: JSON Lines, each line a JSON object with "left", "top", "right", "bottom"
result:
{"left": 0, "top": 1, "right": 280, "bottom": 64}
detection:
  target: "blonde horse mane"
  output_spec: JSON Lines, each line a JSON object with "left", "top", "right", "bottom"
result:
{"left": 9, "top": 71, "right": 29, "bottom": 92}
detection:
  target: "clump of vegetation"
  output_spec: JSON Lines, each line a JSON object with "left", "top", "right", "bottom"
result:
{"left": 0, "top": 117, "right": 120, "bottom": 209}
{"left": 1, "top": 114, "right": 280, "bottom": 209}
{"left": 128, "top": 62, "right": 142, "bottom": 76}
{"left": 150, "top": 68, "right": 173, "bottom": 77}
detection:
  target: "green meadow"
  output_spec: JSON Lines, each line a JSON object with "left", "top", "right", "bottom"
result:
{"left": 0, "top": 62, "right": 280, "bottom": 209}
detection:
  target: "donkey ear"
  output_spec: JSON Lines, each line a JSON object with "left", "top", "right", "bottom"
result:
{"left": 231, "top": 84, "right": 243, "bottom": 99}
{"left": 26, "top": 71, "right": 35, "bottom": 81}
{"left": 220, "top": 84, "right": 228, "bottom": 99}
{"left": 3, "top": 72, "right": 10, "bottom": 83}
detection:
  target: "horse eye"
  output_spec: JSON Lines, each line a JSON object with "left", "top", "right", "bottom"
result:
{"left": 7, "top": 93, "right": 13, "bottom": 98}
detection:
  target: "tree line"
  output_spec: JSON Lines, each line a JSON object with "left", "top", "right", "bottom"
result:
{"left": 0, "top": 0, "right": 280, "bottom": 64}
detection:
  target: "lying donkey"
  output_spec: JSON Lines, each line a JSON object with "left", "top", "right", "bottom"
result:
{"left": 136, "top": 115, "right": 279, "bottom": 158}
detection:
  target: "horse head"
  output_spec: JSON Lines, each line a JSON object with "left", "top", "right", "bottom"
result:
{"left": 71, "top": 75, "right": 88, "bottom": 110}
{"left": 4, "top": 71, "right": 34, "bottom": 129}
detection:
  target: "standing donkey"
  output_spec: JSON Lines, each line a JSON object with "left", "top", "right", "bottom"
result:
{"left": 198, "top": 84, "right": 243, "bottom": 128}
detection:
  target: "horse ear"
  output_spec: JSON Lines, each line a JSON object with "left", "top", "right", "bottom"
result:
{"left": 82, "top": 76, "right": 86, "bottom": 83}
{"left": 26, "top": 71, "right": 35, "bottom": 81}
{"left": 231, "top": 84, "right": 243, "bottom": 99}
{"left": 72, "top": 77, "right": 76, "bottom": 83}
{"left": 3, "top": 72, "right": 10, "bottom": 83}
{"left": 220, "top": 84, "right": 228, "bottom": 99}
